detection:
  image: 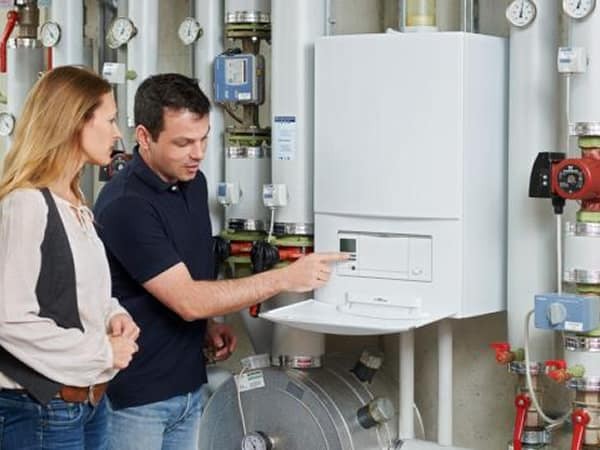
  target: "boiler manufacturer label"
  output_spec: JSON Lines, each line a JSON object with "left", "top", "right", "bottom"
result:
{"left": 274, "top": 116, "right": 296, "bottom": 161}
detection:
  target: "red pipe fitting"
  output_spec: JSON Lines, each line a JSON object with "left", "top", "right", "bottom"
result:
{"left": 545, "top": 359, "right": 569, "bottom": 384}
{"left": 513, "top": 394, "right": 531, "bottom": 450}
{"left": 278, "top": 246, "right": 313, "bottom": 262}
{"left": 0, "top": 11, "right": 19, "bottom": 73}
{"left": 490, "top": 342, "right": 514, "bottom": 364}
{"left": 572, "top": 409, "right": 591, "bottom": 450}
{"left": 230, "top": 241, "right": 253, "bottom": 256}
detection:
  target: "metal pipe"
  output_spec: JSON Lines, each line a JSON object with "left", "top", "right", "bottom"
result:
{"left": 194, "top": 0, "right": 225, "bottom": 235}
{"left": 399, "top": 330, "right": 415, "bottom": 440}
{"left": 507, "top": 0, "right": 559, "bottom": 362}
{"left": 127, "top": 0, "right": 159, "bottom": 127}
{"left": 438, "top": 319, "right": 453, "bottom": 445}
{"left": 51, "top": 0, "right": 85, "bottom": 67}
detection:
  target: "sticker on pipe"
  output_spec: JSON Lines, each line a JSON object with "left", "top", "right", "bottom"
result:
{"left": 274, "top": 116, "right": 297, "bottom": 161}
{"left": 235, "top": 370, "right": 266, "bottom": 392}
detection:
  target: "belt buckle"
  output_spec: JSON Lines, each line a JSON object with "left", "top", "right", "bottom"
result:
{"left": 87, "top": 385, "right": 97, "bottom": 406}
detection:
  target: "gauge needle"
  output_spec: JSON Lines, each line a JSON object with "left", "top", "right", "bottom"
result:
{"left": 519, "top": 0, "right": 524, "bottom": 18}
{"left": 577, "top": 0, "right": 582, "bottom": 9}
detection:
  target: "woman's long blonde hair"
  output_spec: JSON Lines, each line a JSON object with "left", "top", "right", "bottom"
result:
{"left": 0, "top": 66, "right": 112, "bottom": 203}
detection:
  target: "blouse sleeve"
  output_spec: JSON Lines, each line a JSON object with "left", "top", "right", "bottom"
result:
{"left": 0, "top": 190, "right": 113, "bottom": 386}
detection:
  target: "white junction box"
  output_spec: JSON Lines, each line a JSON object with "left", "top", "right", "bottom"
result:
{"left": 261, "top": 32, "right": 508, "bottom": 335}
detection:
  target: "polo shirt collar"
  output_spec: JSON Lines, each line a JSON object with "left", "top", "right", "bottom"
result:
{"left": 131, "top": 145, "right": 178, "bottom": 192}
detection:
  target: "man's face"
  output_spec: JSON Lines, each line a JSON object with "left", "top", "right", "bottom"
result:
{"left": 140, "top": 108, "right": 210, "bottom": 183}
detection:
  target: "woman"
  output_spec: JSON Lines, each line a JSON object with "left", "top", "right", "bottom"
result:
{"left": 0, "top": 66, "right": 139, "bottom": 449}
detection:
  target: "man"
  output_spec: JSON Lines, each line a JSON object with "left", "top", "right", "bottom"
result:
{"left": 94, "top": 73, "right": 345, "bottom": 450}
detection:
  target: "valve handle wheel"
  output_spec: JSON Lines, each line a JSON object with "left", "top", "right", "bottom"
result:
{"left": 512, "top": 394, "right": 531, "bottom": 450}
{"left": 572, "top": 409, "right": 591, "bottom": 450}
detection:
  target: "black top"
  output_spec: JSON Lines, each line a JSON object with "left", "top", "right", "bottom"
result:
{"left": 94, "top": 150, "right": 214, "bottom": 409}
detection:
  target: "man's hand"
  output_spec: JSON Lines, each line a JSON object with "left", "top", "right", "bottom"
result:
{"left": 205, "top": 321, "right": 237, "bottom": 362}
{"left": 281, "top": 252, "right": 349, "bottom": 292}
{"left": 109, "top": 313, "right": 140, "bottom": 340}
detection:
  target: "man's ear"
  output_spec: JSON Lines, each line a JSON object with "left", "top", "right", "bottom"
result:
{"left": 135, "top": 125, "right": 152, "bottom": 152}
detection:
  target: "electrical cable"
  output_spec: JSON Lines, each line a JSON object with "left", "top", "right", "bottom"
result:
{"left": 236, "top": 367, "right": 248, "bottom": 435}
{"left": 268, "top": 207, "right": 275, "bottom": 242}
{"left": 223, "top": 104, "right": 244, "bottom": 124}
{"left": 523, "top": 310, "right": 570, "bottom": 426}
{"left": 413, "top": 403, "right": 426, "bottom": 440}
{"left": 556, "top": 215, "right": 562, "bottom": 295}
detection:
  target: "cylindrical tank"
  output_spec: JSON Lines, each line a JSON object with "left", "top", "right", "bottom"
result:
{"left": 198, "top": 356, "right": 398, "bottom": 450}
{"left": 569, "top": 7, "right": 600, "bottom": 127}
{"left": 224, "top": 130, "right": 271, "bottom": 231}
{"left": 507, "top": 0, "right": 559, "bottom": 362}
{"left": 270, "top": 0, "right": 325, "bottom": 235}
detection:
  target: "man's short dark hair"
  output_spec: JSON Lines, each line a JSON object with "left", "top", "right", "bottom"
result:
{"left": 134, "top": 73, "right": 211, "bottom": 141}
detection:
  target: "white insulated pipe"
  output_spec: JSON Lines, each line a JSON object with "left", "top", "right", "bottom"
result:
{"left": 271, "top": 0, "right": 326, "bottom": 230}
{"left": 126, "top": 0, "right": 159, "bottom": 128}
{"left": 437, "top": 319, "right": 453, "bottom": 446}
{"left": 50, "top": 0, "right": 85, "bottom": 67}
{"left": 569, "top": 8, "right": 600, "bottom": 125}
{"left": 399, "top": 330, "right": 415, "bottom": 440}
{"left": 6, "top": 41, "right": 44, "bottom": 145}
{"left": 507, "top": 0, "right": 560, "bottom": 361}
{"left": 194, "top": 0, "right": 224, "bottom": 234}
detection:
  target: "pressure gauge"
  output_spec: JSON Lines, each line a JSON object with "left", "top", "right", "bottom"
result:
{"left": 0, "top": 112, "right": 15, "bottom": 136}
{"left": 506, "top": 0, "right": 537, "bottom": 27}
{"left": 40, "top": 21, "right": 61, "bottom": 47}
{"left": 564, "top": 0, "right": 596, "bottom": 19}
{"left": 241, "top": 432, "right": 272, "bottom": 450}
{"left": 106, "top": 17, "right": 137, "bottom": 49}
{"left": 178, "top": 17, "right": 202, "bottom": 45}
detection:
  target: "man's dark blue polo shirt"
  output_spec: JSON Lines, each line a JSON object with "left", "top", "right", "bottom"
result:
{"left": 94, "top": 149, "right": 214, "bottom": 409}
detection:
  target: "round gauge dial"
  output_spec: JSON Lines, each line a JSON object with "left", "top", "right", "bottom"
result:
{"left": 241, "top": 432, "right": 271, "bottom": 450}
{"left": 106, "top": 17, "right": 137, "bottom": 49}
{"left": 178, "top": 17, "right": 202, "bottom": 45}
{"left": 506, "top": 0, "right": 537, "bottom": 27}
{"left": 40, "top": 21, "right": 61, "bottom": 47}
{"left": 0, "top": 112, "right": 15, "bottom": 137}
{"left": 563, "top": 0, "right": 596, "bottom": 18}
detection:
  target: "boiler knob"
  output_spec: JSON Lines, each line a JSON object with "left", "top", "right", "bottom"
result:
{"left": 357, "top": 397, "right": 395, "bottom": 429}
{"left": 351, "top": 349, "right": 384, "bottom": 383}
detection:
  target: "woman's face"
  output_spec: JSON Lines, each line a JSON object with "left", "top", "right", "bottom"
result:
{"left": 80, "top": 92, "right": 121, "bottom": 166}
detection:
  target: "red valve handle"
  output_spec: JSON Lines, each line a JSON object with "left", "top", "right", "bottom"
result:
{"left": 513, "top": 394, "right": 531, "bottom": 450}
{"left": 490, "top": 342, "right": 512, "bottom": 364}
{"left": 545, "top": 359, "right": 567, "bottom": 370}
{"left": 0, "top": 11, "right": 19, "bottom": 73}
{"left": 571, "top": 409, "right": 591, "bottom": 450}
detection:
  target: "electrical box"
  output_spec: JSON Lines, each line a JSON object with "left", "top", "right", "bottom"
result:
{"left": 261, "top": 32, "right": 508, "bottom": 335}
{"left": 534, "top": 293, "right": 600, "bottom": 332}
{"left": 214, "top": 53, "right": 265, "bottom": 104}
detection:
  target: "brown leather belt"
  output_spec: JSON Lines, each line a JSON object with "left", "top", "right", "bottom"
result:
{"left": 58, "top": 382, "right": 108, "bottom": 406}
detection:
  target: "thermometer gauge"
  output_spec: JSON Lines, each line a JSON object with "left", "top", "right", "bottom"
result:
{"left": 506, "top": 0, "right": 537, "bottom": 27}
{"left": 40, "top": 21, "right": 61, "bottom": 47}
{"left": 106, "top": 17, "right": 137, "bottom": 49}
{"left": 241, "top": 432, "right": 272, "bottom": 450}
{"left": 0, "top": 112, "right": 15, "bottom": 137}
{"left": 178, "top": 17, "right": 203, "bottom": 45}
{"left": 563, "top": 0, "right": 596, "bottom": 19}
